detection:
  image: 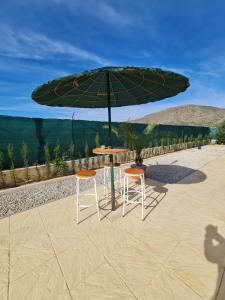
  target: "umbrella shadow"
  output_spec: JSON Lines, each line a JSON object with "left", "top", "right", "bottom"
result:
{"left": 145, "top": 164, "right": 207, "bottom": 184}
{"left": 204, "top": 225, "right": 225, "bottom": 300}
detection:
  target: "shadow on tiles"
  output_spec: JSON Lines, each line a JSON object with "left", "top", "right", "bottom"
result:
{"left": 204, "top": 225, "right": 225, "bottom": 300}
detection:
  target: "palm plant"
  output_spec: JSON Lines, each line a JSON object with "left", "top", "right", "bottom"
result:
{"left": 119, "top": 123, "right": 156, "bottom": 166}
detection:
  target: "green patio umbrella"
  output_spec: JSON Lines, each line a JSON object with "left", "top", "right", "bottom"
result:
{"left": 32, "top": 66, "right": 190, "bottom": 210}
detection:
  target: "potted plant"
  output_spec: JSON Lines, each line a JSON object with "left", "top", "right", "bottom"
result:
{"left": 119, "top": 123, "right": 156, "bottom": 166}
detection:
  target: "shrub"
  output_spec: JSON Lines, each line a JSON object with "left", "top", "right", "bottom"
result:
{"left": 216, "top": 120, "right": 225, "bottom": 144}
{"left": 7, "top": 144, "right": 16, "bottom": 186}
{"left": 68, "top": 142, "right": 75, "bottom": 173}
{"left": 95, "top": 132, "right": 100, "bottom": 148}
{"left": 84, "top": 141, "right": 89, "bottom": 169}
{"left": 44, "top": 144, "right": 51, "bottom": 178}
{"left": 94, "top": 132, "right": 101, "bottom": 168}
{"left": 0, "top": 151, "right": 5, "bottom": 187}
{"left": 21, "top": 142, "right": 29, "bottom": 182}
{"left": 53, "top": 143, "right": 66, "bottom": 176}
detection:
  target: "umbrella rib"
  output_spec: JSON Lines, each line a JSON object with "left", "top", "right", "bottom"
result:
{"left": 109, "top": 72, "right": 118, "bottom": 105}
{"left": 119, "top": 70, "right": 184, "bottom": 99}
{"left": 121, "top": 71, "right": 184, "bottom": 101}
{"left": 70, "top": 72, "right": 103, "bottom": 106}
{"left": 56, "top": 74, "right": 94, "bottom": 99}
{"left": 34, "top": 80, "right": 62, "bottom": 99}
{"left": 118, "top": 72, "right": 161, "bottom": 99}
{"left": 122, "top": 70, "right": 164, "bottom": 89}
{"left": 112, "top": 72, "right": 141, "bottom": 105}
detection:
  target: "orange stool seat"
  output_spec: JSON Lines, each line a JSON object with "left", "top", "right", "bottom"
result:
{"left": 75, "top": 170, "right": 96, "bottom": 179}
{"left": 125, "top": 168, "right": 144, "bottom": 176}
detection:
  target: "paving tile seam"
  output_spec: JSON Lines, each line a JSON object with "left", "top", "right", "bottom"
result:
{"left": 100, "top": 259, "right": 138, "bottom": 300}
{"left": 165, "top": 265, "right": 206, "bottom": 299}
{"left": 138, "top": 264, "right": 204, "bottom": 300}
{"left": 47, "top": 218, "right": 110, "bottom": 292}
{"left": 118, "top": 262, "right": 165, "bottom": 299}
{"left": 86, "top": 223, "right": 166, "bottom": 297}
{"left": 8, "top": 256, "right": 56, "bottom": 285}
{"left": 109, "top": 221, "right": 180, "bottom": 264}
{"left": 37, "top": 208, "right": 74, "bottom": 300}
{"left": 82, "top": 226, "right": 138, "bottom": 299}
{"left": 6, "top": 217, "right": 10, "bottom": 300}
{"left": 194, "top": 152, "right": 225, "bottom": 173}
{"left": 70, "top": 260, "right": 107, "bottom": 290}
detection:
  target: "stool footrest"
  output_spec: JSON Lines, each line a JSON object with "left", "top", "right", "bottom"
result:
{"left": 126, "top": 200, "right": 143, "bottom": 204}
{"left": 79, "top": 204, "right": 93, "bottom": 208}
{"left": 124, "top": 189, "right": 143, "bottom": 194}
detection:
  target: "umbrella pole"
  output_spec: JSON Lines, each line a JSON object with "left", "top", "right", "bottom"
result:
{"left": 107, "top": 72, "right": 116, "bottom": 211}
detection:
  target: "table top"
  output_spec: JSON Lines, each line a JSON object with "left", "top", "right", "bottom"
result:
{"left": 93, "top": 147, "right": 128, "bottom": 155}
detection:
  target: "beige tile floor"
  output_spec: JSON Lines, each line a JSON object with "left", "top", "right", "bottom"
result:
{"left": 1, "top": 146, "right": 225, "bottom": 299}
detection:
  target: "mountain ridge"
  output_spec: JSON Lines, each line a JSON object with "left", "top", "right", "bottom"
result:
{"left": 133, "top": 105, "right": 225, "bottom": 127}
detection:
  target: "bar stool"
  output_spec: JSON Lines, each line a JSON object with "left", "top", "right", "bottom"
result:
{"left": 75, "top": 170, "right": 100, "bottom": 224}
{"left": 122, "top": 168, "right": 146, "bottom": 220}
{"left": 103, "top": 162, "right": 122, "bottom": 202}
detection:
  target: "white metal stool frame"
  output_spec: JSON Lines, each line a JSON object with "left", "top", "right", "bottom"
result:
{"left": 75, "top": 175, "right": 100, "bottom": 224}
{"left": 103, "top": 164, "right": 122, "bottom": 203}
{"left": 122, "top": 170, "right": 146, "bottom": 220}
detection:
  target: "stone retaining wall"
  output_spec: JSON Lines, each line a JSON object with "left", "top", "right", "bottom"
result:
{"left": 0, "top": 140, "right": 209, "bottom": 189}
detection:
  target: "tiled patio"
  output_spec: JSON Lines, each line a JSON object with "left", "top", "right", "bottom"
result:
{"left": 1, "top": 145, "right": 225, "bottom": 299}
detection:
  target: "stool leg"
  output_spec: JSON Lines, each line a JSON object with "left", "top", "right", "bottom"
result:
{"left": 119, "top": 168, "right": 123, "bottom": 202}
{"left": 76, "top": 178, "right": 80, "bottom": 224}
{"left": 94, "top": 178, "right": 100, "bottom": 221}
{"left": 126, "top": 174, "right": 129, "bottom": 203}
{"left": 122, "top": 175, "right": 126, "bottom": 216}
{"left": 103, "top": 167, "right": 106, "bottom": 197}
{"left": 140, "top": 175, "right": 144, "bottom": 220}
{"left": 143, "top": 175, "right": 146, "bottom": 200}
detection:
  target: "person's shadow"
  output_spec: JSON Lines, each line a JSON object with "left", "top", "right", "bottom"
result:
{"left": 204, "top": 225, "right": 225, "bottom": 299}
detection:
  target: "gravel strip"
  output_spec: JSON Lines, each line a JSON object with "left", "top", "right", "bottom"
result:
{"left": 1, "top": 145, "right": 225, "bottom": 218}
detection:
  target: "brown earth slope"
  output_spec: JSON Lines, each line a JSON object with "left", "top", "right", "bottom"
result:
{"left": 133, "top": 105, "right": 225, "bottom": 127}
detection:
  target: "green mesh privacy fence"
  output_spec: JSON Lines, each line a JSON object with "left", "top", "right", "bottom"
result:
{"left": 0, "top": 115, "right": 211, "bottom": 169}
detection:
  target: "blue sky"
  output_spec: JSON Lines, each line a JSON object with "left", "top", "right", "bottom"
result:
{"left": 1, "top": 0, "right": 225, "bottom": 121}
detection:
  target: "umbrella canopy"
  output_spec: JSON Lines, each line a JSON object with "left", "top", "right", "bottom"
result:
{"left": 32, "top": 66, "right": 189, "bottom": 108}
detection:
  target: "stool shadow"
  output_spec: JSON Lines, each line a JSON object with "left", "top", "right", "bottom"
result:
{"left": 122, "top": 179, "right": 168, "bottom": 219}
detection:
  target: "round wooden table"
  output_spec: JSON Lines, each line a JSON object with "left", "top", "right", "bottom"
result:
{"left": 93, "top": 147, "right": 128, "bottom": 155}
{"left": 93, "top": 147, "right": 128, "bottom": 210}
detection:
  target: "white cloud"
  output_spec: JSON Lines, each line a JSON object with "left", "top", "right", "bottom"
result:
{"left": 0, "top": 24, "right": 111, "bottom": 65}
{"left": 86, "top": 1, "right": 131, "bottom": 27}
{"left": 20, "top": 0, "right": 132, "bottom": 28}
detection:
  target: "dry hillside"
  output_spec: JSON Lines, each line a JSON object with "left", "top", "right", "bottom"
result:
{"left": 133, "top": 105, "right": 225, "bottom": 127}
